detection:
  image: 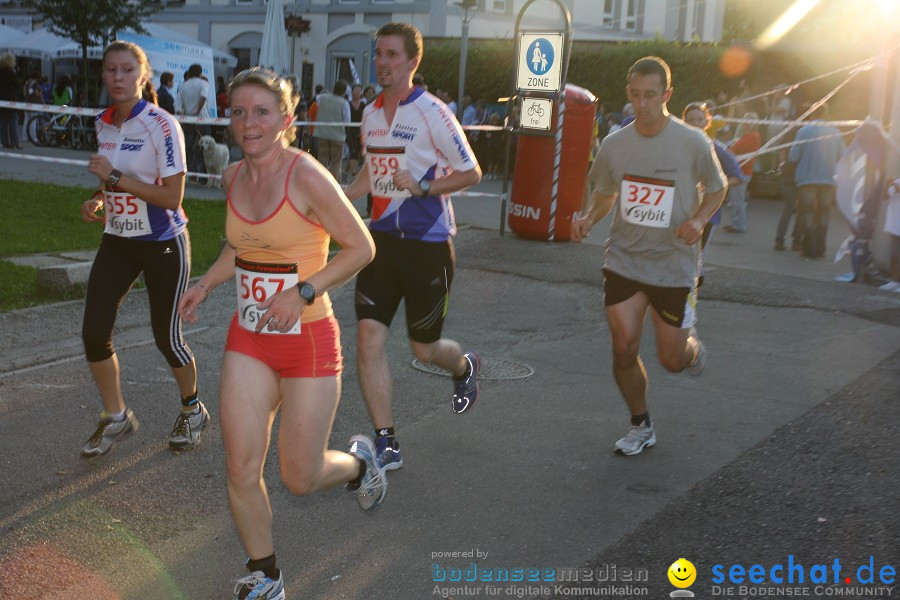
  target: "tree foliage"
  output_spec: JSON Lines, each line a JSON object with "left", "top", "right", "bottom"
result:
{"left": 24, "top": 0, "right": 161, "bottom": 103}
{"left": 421, "top": 37, "right": 730, "bottom": 114}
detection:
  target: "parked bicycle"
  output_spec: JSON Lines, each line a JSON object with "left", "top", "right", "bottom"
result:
{"left": 27, "top": 110, "right": 97, "bottom": 150}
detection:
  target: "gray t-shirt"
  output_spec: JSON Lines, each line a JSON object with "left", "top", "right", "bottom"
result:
{"left": 589, "top": 116, "right": 726, "bottom": 287}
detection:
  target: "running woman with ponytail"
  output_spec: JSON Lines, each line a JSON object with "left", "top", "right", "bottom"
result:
{"left": 79, "top": 41, "right": 208, "bottom": 458}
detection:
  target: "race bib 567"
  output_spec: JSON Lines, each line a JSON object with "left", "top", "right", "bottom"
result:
{"left": 619, "top": 174, "right": 675, "bottom": 228}
{"left": 234, "top": 258, "right": 300, "bottom": 335}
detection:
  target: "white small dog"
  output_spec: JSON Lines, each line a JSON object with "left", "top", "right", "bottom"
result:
{"left": 198, "top": 135, "right": 229, "bottom": 188}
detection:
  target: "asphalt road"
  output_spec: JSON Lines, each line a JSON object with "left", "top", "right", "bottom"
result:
{"left": 0, "top": 145, "right": 898, "bottom": 600}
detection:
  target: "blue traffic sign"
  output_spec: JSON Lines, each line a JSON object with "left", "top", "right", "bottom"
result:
{"left": 526, "top": 38, "right": 555, "bottom": 76}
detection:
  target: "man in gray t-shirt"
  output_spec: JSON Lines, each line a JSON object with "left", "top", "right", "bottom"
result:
{"left": 572, "top": 56, "right": 727, "bottom": 457}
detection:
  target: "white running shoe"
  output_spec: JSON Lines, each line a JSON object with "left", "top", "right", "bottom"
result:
{"left": 686, "top": 326, "right": 706, "bottom": 376}
{"left": 347, "top": 435, "right": 388, "bottom": 511}
{"left": 168, "top": 402, "right": 210, "bottom": 450}
{"left": 614, "top": 422, "right": 656, "bottom": 456}
{"left": 233, "top": 570, "right": 285, "bottom": 600}
{"left": 81, "top": 409, "right": 139, "bottom": 458}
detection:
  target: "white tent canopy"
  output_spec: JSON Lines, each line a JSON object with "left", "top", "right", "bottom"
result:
{"left": 139, "top": 23, "right": 237, "bottom": 67}
{"left": 0, "top": 23, "right": 236, "bottom": 67}
{"left": 0, "top": 23, "right": 26, "bottom": 48}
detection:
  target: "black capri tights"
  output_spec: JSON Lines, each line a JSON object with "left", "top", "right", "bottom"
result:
{"left": 82, "top": 232, "right": 194, "bottom": 368}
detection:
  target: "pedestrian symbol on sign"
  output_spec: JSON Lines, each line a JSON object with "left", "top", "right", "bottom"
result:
{"left": 527, "top": 38, "right": 554, "bottom": 75}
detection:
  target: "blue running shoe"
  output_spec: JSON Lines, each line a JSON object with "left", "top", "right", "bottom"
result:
{"left": 233, "top": 570, "right": 285, "bottom": 600}
{"left": 375, "top": 436, "right": 403, "bottom": 471}
{"left": 347, "top": 435, "right": 387, "bottom": 511}
{"left": 451, "top": 352, "right": 480, "bottom": 414}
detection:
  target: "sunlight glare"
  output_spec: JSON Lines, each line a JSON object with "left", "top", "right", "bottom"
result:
{"left": 755, "top": 0, "right": 822, "bottom": 50}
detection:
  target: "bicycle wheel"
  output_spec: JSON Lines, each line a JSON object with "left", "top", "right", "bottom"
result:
{"left": 61, "top": 118, "right": 77, "bottom": 149}
{"left": 80, "top": 116, "right": 98, "bottom": 150}
{"left": 27, "top": 114, "right": 48, "bottom": 146}
{"left": 36, "top": 115, "right": 61, "bottom": 147}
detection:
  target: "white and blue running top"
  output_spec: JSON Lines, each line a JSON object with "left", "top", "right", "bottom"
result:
{"left": 360, "top": 87, "right": 478, "bottom": 242}
{"left": 95, "top": 99, "right": 188, "bottom": 241}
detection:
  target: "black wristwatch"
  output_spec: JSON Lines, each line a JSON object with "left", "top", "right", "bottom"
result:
{"left": 418, "top": 177, "right": 431, "bottom": 197}
{"left": 296, "top": 281, "right": 315, "bottom": 305}
{"left": 105, "top": 168, "right": 122, "bottom": 188}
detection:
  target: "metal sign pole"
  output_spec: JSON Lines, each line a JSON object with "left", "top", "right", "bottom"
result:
{"left": 501, "top": 0, "right": 572, "bottom": 240}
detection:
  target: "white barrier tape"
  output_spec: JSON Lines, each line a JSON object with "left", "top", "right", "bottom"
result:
{"left": 0, "top": 101, "right": 506, "bottom": 132}
{"left": 0, "top": 150, "right": 88, "bottom": 166}
{"left": 711, "top": 55, "right": 878, "bottom": 114}
{"left": 0, "top": 151, "right": 514, "bottom": 199}
{"left": 0, "top": 100, "right": 101, "bottom": 116}
{"left": 719, "top": 116, "right": 863, "bottom": 128}
{"left": 741, "top": 68, "right": 864, "bottom": 169}
{"left": 731, "top": 129, "right": 857, "bottom": 163}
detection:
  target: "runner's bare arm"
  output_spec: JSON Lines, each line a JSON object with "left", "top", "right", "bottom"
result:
{"left": 253, "top": 157, "right": 375, "bottom": 333}
{"left": 571, "top": 189, "right": 616, "bottom": 242}
{"left": 294, "top": 156, "right": 375, "bottom": 293}
{"left": 343, "top": 161, "right": 371, "bottom": 202}
{"left": 178, "top": 243, "right": 237, "bottom": 323}
{"left": 675, "top": 186, "right": 727, "bottom": 246}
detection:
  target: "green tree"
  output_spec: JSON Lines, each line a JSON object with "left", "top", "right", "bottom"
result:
{"left": 24, "top": 0, "right": 161, "bottom": 104}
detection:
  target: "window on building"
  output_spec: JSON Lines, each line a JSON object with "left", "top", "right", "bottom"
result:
{"left": 490, "top": 0, "right": 509, "bottom": 12}
{"left": 232, "top": 48, "right": 252, "bottom": 73}
{"left": 334, "top": 56, "right": 359, "bottom": 87}
{"left": 602, "top": 0, "right": 615, "bottom": 29}
{"left": 338, "top": 0, "right": 360, "bottom": 4}
{"left": 692, "top": 0, "right": 706, "bottom": 39}
{"left": 236, "top": 0, "right": 254, "bottom": 5}
{"left": 623, "top": 0, "right": 637, "bottom": 32}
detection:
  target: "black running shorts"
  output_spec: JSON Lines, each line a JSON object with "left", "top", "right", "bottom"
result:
{"left": 355, "top": 231, "right": 455, "bottom": 343}
{"left": 603, "top": 268, "right": 697, "bottom": 329}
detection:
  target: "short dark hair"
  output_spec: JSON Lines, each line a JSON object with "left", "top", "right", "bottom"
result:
{"left": 160, "top": 71, "right": 174, "bottom": 86}
{"left": 627, "top": 56, "right": 671, "bottom": 90}
{"left": 188, "top": 63, "right": 203, "bottom": 78}
{"left": 332, "top": 79, "right": 348, "bottom": 97}
{"left": 376, "top": 21, "right": 423, "bottom": 61}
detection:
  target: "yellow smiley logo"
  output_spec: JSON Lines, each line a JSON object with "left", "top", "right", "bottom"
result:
{"left": 668, "top": 558, "right": 697, "bottom": 588}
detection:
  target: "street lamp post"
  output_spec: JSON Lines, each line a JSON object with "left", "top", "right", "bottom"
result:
{"left": 455, "top": 0, "right": 478, "bottom": 121}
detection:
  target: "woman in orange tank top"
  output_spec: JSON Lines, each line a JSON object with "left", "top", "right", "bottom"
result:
{"left": 177, "top": 67, "right": 384, "bottom": 600}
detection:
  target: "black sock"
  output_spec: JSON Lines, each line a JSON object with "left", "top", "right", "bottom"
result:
{"left": 454, "top": 361, "right": 471, "bottom": 381}
{"left": 347, "top": 457, "right": 367, "bottom": 491}
{"left": 375, "top": 427, "right": 395, "bottom": 439}
{"left": 246, "top": 553, "right": 279, "bottom": 581}
{"left": 181, "top": 391, "right": 199, "bottom": 410}
{"left": 631, "top": 412, "right": 650, "bottom": 427}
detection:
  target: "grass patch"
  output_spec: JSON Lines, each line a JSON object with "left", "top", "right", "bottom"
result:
{"left": 1, "top": 181, "right": 227, "bottom": 311}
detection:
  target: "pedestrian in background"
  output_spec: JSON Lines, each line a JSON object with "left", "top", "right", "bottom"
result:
{"left": 157, "top": 71, "right": 176, "bottom": 115}
{"left": 789, "top": 102, "right": 845, "bottom": 259}
{"left": 313, "top": 79, "right": 350, "bottom": 181}
{"left": 0, "top": 53, "right": 22, "bottom": 149}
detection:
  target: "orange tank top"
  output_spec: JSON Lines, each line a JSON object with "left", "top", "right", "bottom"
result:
{"left": 226, "top": 152, "right": 332, "bottom": 323}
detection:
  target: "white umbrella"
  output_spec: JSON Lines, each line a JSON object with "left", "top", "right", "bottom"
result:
{"left": 259, "top": 0, "right": 289, "bottom": 75}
